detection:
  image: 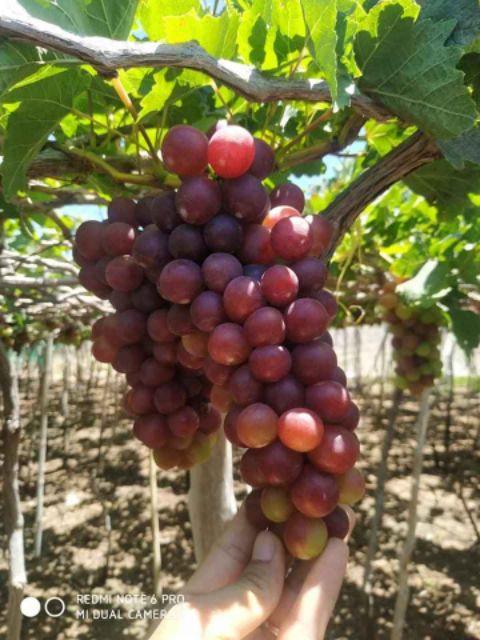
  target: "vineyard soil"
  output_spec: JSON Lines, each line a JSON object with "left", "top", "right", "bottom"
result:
{"left": 0, "top": 374, "right": 478, "bottom": 640}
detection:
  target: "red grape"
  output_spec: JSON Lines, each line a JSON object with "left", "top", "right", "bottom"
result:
{"left": 167, "top": 406, "right": 200, "bottom": 437}
{"left": 139, "top": 358, "right": 175, "bottom": 387}
{"left": 284, "top": 298, "right": 329, "bottom": 343}
{"left": 305, "top": 381, "right": 350, "bottom": 422}
{"left": 202, "top": 253, "right": 243, "bottom": 293}
{"left": 240, "top": 449, "right": 268, "bottom": 487}
{"left": 92, "top": 337, "right": 118, "bottom": 363}
{"left": 255, "top": 441, "right": 304, "bottom": 486}
{"left": 243, "top": 264, "right": 267, "bottom": 281}
{"left": 176, "top": 176, "right": 222, "bottom": 225}
{"left": 290, "top": 464, "right": 339, "bottom": 517}
{"left": 133, "top": 414, "right": 169, "bottom": 448}
{"left": 283, "top": 512, "right": 328, "bottom": 560}
{"left": 208, "top": 125, "right": 255, "bottom": 178}
{"left": 261, "top": 487, "right": 294, "bottom": 523}
{"left": 229, "top": 365, "right": 264, "bottom": 406}
{"left": 182, "top": 332, "right": 209, "bottom": 358}
{"left": 131, "top": 282, "right": 163, "bottom": 313}
{"left": 263, "top": 205, "right": 299, "bottom": 230}
{"left": 203, "top": 214, "right": 243, "bottom": 253}
{"left": 126, "top": 385, "right": 156, "bottom": 416}
{"left": 249, "top": 345, "right": 292, "bottom": 382}
{"left": 244, "top": 307, "right": 286, "bottom": 347}
{"left": 291, "top": 257, "right": 328, "bottom": 293}
{"left": 101, "top": 222, "right": 136, "bottom": 256}
{"left": 208, "top": 323, "right": 251, "bottom": 366}
{"left": 167, "top": 304, "right": 195, "bottom": 336}
{"left": 223, "top": 276, "right": 265, "bottom": 323}
{"left": 75, "top": 220, "right": 104, "bottom": 261}
{"left": 261, "top": 265, "right": 299, "bottom": 307}
{"left": 112, "top": 344, "right": 146, "bottom": 374}
{"left": 278, "top": 408, "right": 324, "bottom": 452}
{"left": 162, "top": 125, "right": 208, "bottom": 176}
{"left": 105, "top": 256, "right": 144, "bottom": 292}
{"left": 238, "top": 224, "right": 274, "bottom": 265}
{"left": 271, "top": 216, "right": 313, "bottom": 261}
{"left": 337, "top": 467, "right": 365, "bottom": 505}
{"left": 306, "top": 215, "right": 333, "bottom": 256}
{"left": 291, "top": 340, "right": 337, "bottom": 385}
{"left": 135, "top": 197, "right": 153, "bottom": 227}
{"left": 249, "top": 138, "right": 275, "bottom": 180}
{"left": 323, "top": 506, "right": 350, "bottom": 539}
{"left": 236, "top": 403, "right": 278, "bottom": 448}
{"left": 153, "top": 342, "right": 178, "bottom": 365}
{"left": 223, "top": 174, "right": 269, "bottom": 222}
{"left": 338, "top": 401, "right": 360, "bottom": 431}
{"left": 224, "top": 405, "right": 246, "bottom": 447}
{"left": 150, "top": 191, "right": 182, "bottom": 231}
{"left": 264, "top": 375, "right": 305, "bottom": 414}
{"left": 177, "top": 343, "right": 204, "bottom": 370}
{"left": 79, "top": 265, "right": 111, "bottom": 298}
{"left": 245, "top": 489, "right": 270, "bottom": 528}
{"left": 108, "top": 197, "right": 137, "bottom": 225}
{"left": 158, "top": 259, "right": 203, "bottom": 304}
{"left": 168, "top": 223, "right": 208, "bottom": 262}
{"left": 147, "top": 309, "right": 176, "bottom": 343}
{"left": 308, "top": 425, "right": 359, "bottom": 475}
{"left": 203, "top": 357, "right": 233, "bottom": 386}
{"left": 196, "top": 403, "right": 222, "bottom": 435}
{"left": 154, "top": 382, "right": 187, "bottom": 415}
{"left": 190, "top": 291, "right": 226, "bottom": 332}
{"left": 270, "top": 182, "right": 305, "bottom": 212}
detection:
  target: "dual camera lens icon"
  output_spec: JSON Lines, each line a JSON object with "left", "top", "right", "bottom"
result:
{"left": 21, "top": 596, "right": 66, "bottom": 618}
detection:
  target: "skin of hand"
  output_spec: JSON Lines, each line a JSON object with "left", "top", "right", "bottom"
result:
{"left": 148, "top": 503, "right": 354, "bottom": 640}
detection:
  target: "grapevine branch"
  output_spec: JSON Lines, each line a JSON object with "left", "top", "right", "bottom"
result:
{"left": 324, "top": 132, "right": 441, "bottom": 257}
{"left": 0, "top": 11, "right": 389, "bottom": 121}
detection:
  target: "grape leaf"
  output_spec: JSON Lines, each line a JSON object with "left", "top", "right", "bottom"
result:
{"left": 301, "top": 0, "right": 338, "bottom": 100}
{"left": 405, "top": 159, "right": 480, "bottom": 209}
{"left": 417, "top": 0, "right": 480, "bottom": 46}
{"left": 355, "top": 4, "right": 476, "bottom": 139}
{"left": 2, "top": 69, "right": 90, "bottom": 200}
{"left": 139, "top": 0, "right": 200, "bottom": 40}
{"left": 459, "top": 53, "right": 480, "bottom": 106}
{"left": 396, "top": 259, "right": 452, "bottom": 304}
{"left": 0, "top": 39, "right": 59, "bottom": 97}
{"left": 14, "top": 0, "right": 138, "bottom": 38}
{"left": 438, "top": 127, "right": 480, "bottom": 169}
{"left": 162, "top": 9, "right": 239, "bottom": 58}
{"left": 449, "top": 307, "right": 480, "bottom": 356}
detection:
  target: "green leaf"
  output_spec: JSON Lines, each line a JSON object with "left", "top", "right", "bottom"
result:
{"left": 459, "top": 52, "right": 480, "bottom": 106}
{"left": 139, "top": 69, "right": 208, "bottom": 120}
{"left": 0, "top": 192, "right": 20, "bottom": 219}
{"left": 162, "top": 9, "right": 239, "bottom": 58}
{"left": 16, "top": 0, "right": 138, "bottom": 38}
{"left": 139, "top": 0, "right": 200, "bottom": 40}
{"left": 418, "top": 0, "right": 480, "bottom": 46}
{"left": 355, "top": 3, "right": 476, "bottom": 139}
{"left": 301, "top": 0, "right": 338, "bottom": 100}
{"left": 438, "top": 127, "right": 480, "bottom": 169}
{"left": 449, "top": 307, "right": 480, "bottom": 356}
{"left": 396, "top": 259, "right": 452, "bottom": 304}
{"left": 0, "top": 39, "right": 58, "bottom": 97}
{"left": 2, "top": 69, "right": 90, "bottom": 200}
{"left": 405, "top": 158, "right": 480, "bottom": 209}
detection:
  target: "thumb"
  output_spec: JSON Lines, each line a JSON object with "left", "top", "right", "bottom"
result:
{"left": 188, "top": 530, "right": 285, "bottom": 639}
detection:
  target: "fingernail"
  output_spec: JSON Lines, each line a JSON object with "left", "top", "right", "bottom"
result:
{"left": 252, "top": 531, "right": 275, "bottom": 562}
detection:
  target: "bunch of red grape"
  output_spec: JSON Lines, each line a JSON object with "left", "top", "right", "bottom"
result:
{"left": 379, "top": 281, "right": 443, "bottom": 396}
{"left": 74, "top": 122, "right": 365, "bottom": 559}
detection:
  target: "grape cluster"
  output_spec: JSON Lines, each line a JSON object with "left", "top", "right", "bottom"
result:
{"left": 379, "top": 281, "right": 443, "bottom": 396}
{"left": 75, "top": 123, "right": 365, "bottom": 559}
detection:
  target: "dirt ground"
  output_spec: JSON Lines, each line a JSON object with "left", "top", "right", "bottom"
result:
{"left": 1, "top": 365, "right": 479, "bottom": 640}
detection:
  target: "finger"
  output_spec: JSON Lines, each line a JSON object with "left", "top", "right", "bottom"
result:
{"left": 270, "top": 508, "right": 356, "bottom": 628}
{"left": 269, "top": 558, "right": 314, "bottom": 628}
{"left": 190, "top": 530, "right": 285, "bottom": 639}
{"left": 278, "top": 538, "right": 349, "bottom": 640}
{"left": 186, "top": 504, "right": 258, "bottom": 594}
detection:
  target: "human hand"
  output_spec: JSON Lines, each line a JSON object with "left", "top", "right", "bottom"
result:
{"left": 148, "top": 502, "right": 354, "bottom": 640}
